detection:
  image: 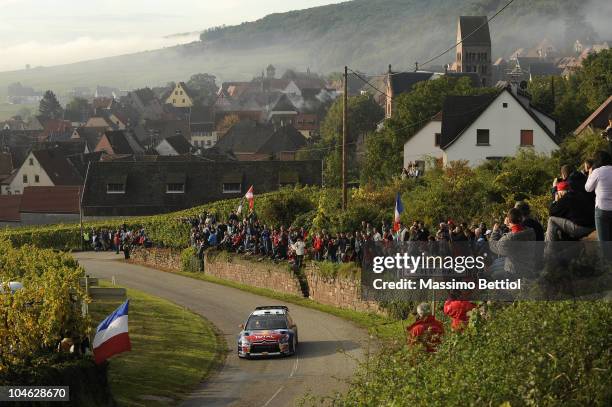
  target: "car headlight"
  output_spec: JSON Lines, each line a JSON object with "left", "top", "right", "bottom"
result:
{"left": 279, "top": 334, "right": 290, "bottom": 344}
{"left": 240, "top": 337, "right": 251, "bottom": 346}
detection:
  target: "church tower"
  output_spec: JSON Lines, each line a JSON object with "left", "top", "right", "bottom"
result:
{"left": 456, "top": 16, "right": 492, "bottom": 86}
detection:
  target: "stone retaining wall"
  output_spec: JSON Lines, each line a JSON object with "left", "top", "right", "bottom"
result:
{"left": 130, "top": 248, "right": 383, "bottom": 314}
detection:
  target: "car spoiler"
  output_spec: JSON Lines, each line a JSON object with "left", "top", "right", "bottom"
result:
{"left": 255, "top": 305, "right": 289, "bottom": 311}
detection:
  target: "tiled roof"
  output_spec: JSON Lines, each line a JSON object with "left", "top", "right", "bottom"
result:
{"left": 163, "top": 135, "right": 193, "bottom": 155}
{"left": 440, "top": 93, "right": 498, "bottom": 149}
{"left": 574, "top": 95, "right": 612, "bottom": 135}
{"left": 389, "top": 72, "right": 434, "bottom": 96}
{"left": 32, "top": 148, "right": 83, "bottom": 185}
{"left": 20, "top": 186, "right": 81, "bottom": 214}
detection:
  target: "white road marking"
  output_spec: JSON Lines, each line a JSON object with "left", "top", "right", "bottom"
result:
{"left": 262, "top": 386, "right": 284, "bottom": 407}
{"left": 290, "top": 351, "right": 299, "bottom": 378}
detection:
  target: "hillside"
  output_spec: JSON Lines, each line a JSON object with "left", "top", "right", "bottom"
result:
{"left": 0, "top": 0, "right": 607, "bottom": 117}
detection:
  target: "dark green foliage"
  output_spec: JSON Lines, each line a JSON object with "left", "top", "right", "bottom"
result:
{"left": 260, "top": 192, "right": 316, "bottom": 227}
{"left": 63, "top": 97, "right": 90, "bottom": 122}
{"left": 529, "top": 50, "right": 612, "bottom": 138}
{"left": 298, "top": 95, "right": 383, "bottom": 186}
{"left": 317, "top": 301, "right": 611, "bottom": 406}
{"left": 38, "top": 90, "right": 63, "bottom": 120}
{"left": 186, "top": 73, "right": 218, "bottom": 106}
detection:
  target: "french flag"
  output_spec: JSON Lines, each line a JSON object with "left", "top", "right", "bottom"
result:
{"left": 93, "top": 300, "right": 131, "bottom": 364}
{"left": 245, "top": 185, "right": 254, "bottom": 210}
{"left": 393, "top": 192, "right": 404, "bottom": 232}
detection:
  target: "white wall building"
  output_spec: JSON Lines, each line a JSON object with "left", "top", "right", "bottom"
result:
{"left": 403, "top": 86, "right": 558, "bottom": 168}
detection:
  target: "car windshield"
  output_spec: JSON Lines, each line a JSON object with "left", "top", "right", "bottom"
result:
{"left": 245, "top": 315, "right": 288, "bottom": 330}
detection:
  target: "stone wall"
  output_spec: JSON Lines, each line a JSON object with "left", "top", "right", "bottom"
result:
{"left": 130, "top": 248, "right": 383, "bottom": 314}
{"left": 131, "top": 247, "right": 183, "bottom": 271}
{"left": 305, "top": 264, "right": 383, "bottom": 314}
{"left": 205, "top": 252, "right": 304, "bottom": 297}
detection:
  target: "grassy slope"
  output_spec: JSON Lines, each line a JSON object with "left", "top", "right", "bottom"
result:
{"left": 89, "top": 281, "right": 224, "bottom": 407}
{"left": 0, "top": 0, "right": 588, "bottom": 120}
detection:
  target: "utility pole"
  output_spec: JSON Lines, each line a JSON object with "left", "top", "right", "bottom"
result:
{"left": 342, "top": 66, "right": 348, "bottom": 210}
{"left": 551, "top": 75, "right": 555, "bottom": 110}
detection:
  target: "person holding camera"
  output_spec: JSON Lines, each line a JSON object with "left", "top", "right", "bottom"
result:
{"left": 585, "top": 151, "right": 612, "bottom": 241}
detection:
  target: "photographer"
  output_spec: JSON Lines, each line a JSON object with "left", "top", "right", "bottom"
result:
{"left": 545, "top": 180, "right": 595, "bottom": 241}
{"left": 602, "top": 115, "right": 612, "bottom": 156}
{"left": 585, "top": 151, "right": 612, "bottom": 241}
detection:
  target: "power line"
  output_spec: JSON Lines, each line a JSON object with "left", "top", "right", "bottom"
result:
{"left": 347, "top": 68, "right": 391, "bottom": 100}
{"left": 420, "top": 0, "right": 517, "bottom": 69}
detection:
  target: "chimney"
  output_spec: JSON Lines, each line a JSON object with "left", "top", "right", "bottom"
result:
{"left": 388, "top": 64, "right": 392, "bottom": 74}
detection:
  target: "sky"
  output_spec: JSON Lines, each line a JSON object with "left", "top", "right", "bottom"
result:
{"left": 0, "top": 0, "right": 346, "bottom": 72}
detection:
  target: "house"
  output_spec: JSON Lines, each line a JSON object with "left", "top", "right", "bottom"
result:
{"left": 215, "top": 120, "right": 307, "bottom": 161}
{"left": 187, "top": 105, "right": 217, "bottom": 149}
{"left": 385, "top": 70, "right": 435, "bottom": 118}
{"left": 455, "top": 16, "right": 492, "bottom": 87}
{"left": 574, "top": 95, "right": 612, "bottom": 136}
{"left": 403, "top": 112, "right": 444, "bottom": 168}
{"left": 84, "top": 116, "right": 114, "bottom": 130}
{"left": 94, "top": 130, "right": 144, "bottom": 156}
{"left": 165, "top": 82, "right": 195, "bottom": 108}
{"left": 295, "top": 114, "right": 319, "bottom": 139}
{"left": 384, "top": 69, "right": 481, "bottom": 118}
{"left": 155, "top": 135, "right": 193, "bottom": 156}
{"left": 403, "top": 85, "right": 558, "bottom": 167}
{"left": 268, "top": 94, "right": 299, "bottom": 126}
{"left": 125, "top": 88, "right": 164, "bottom": 120}
{"left": 18, "top": 186, "right": 81, "bottom": 225}
{"left": 2, "top": 148, "right": 83, "bottom": 195}
{"left": 81, "top": 160, "right": 322, "bottom": 217}
{"left": 72, "top": 127, "right": 106, "bottom": 153}
{"left": 40, "top": 119, "right": 73, "bottom": 142}
{"left": 140, "top": 119, "right": 191, "bottom": 149}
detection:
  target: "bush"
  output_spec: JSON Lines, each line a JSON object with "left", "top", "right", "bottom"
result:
{"left": 0, "top": 240, "right": 88, "bottom": 371}
{"left": 321, "top": 301, "right": 612, "bottom": 406}
{"left": 181, "top": 246, "right": 199, "bottom": 272}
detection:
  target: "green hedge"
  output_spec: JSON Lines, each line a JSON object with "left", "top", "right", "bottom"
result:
{"left": 318, "top": 301, "right": 611, "bottom": 406}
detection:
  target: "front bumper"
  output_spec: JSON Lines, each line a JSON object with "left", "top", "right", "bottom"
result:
{"left": 238, "top": 341, "right": 292, "bottom": 357}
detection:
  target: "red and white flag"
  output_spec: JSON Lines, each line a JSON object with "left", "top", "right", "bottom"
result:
{"left": 93, "top": 300, "right": 131, "bottom": 364}
{"left": 245, "top": 185, "right": 254, "bottom": 210}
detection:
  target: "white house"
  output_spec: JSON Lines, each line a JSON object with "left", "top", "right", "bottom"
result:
{"left": 155, "top": 135, "right": 193, "bottom": 156}
{"left": 2, "top": 149, "right": 82, "bottom": 195}
{"left": 403, "top": 112, "right": 443, "bottom": 169}
{"left": 403, "top": 85, "right": 558, "bottom": 168}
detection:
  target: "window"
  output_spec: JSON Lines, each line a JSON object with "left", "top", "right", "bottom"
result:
{"left": 107, "top": 183, "right": 125, "bottom": 194}
{"left": 172, "top": 99, "right": 176, "bottom": 104}
{"left": 502, "top": 102, "right": 508, "bottom": 108}
{"left": 180, "top": 90, "right": 183, "bottom": 95}
{"left": 166, "top": 183, "right": 185, "bottom": 194}
{"left": 222, "top": 183, "right": 241, "bottom": 194}
{"left": 175, "top": 91, "right": 178, "bottom": 96}
{"left": 182, "top": 98, "right": 185, "bottom": 103}
{"left": 34, "top": 175, "right": 39, "bottom": 183}
{"left": 476, "top": 129, "right": 490, "bottom": 146}
{"left": 206, "top": 140, "right": 211, "bottom": 146}
{"left": 23, "top": 174, "right": 28, "bottom": 183}
{"left": 434, "top": 133, "right": 441, "bottom": 147}
{"left": 29, "top": 158, "right": 34, "bottom": 166}
{"left": 520, "top": 130, "right": 534, "bottom": 146}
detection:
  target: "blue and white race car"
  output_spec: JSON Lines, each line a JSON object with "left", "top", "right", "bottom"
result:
{"left": 237, "top": 306, "right": 298, "bottom": 358}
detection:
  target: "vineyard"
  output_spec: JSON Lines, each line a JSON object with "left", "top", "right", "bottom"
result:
{"left": 0, "top": 239, "right": 89, "bottom": 376}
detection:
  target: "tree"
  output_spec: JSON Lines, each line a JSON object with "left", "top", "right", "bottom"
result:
{"left": 298, "top": 94, "right": 383, "bottom": 186}
{"left": 38, "top": 90, "right": 63, "bottom": 120}
{"left": 187, "top": 73, "right": 218, "bottom": 106}
{"left": 216, "top": 114, "right": 240, "bottom": 136}
{"left": 64, "top": 97, "right": 90, "bottom": 122}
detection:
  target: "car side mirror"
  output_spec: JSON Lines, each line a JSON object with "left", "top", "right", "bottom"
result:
{"left": 239, "top": 324, "right": 245, "bottom": 330}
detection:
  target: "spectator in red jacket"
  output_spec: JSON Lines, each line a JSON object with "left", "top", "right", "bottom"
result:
{"left": 407, "top": 303, "right": 444, "bottom": 352}
{"left": 443, "top": 292, "right": 476, "bottom": 332}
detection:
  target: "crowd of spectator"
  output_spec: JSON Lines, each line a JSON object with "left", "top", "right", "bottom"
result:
{"left": 83, "top": 225, "right": 151, "bottom": 258}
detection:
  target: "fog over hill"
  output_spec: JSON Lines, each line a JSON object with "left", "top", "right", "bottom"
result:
{"left": 0, "top": 0, "right": 610, "bottom": 100}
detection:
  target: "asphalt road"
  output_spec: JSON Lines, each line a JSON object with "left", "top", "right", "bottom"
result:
{"left": 74, "top": 252, "right": 369, "bottom": 407}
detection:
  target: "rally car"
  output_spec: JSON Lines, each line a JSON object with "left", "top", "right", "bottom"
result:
{"left": 237, "top": 306, "right": 298, "bottom": 358}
